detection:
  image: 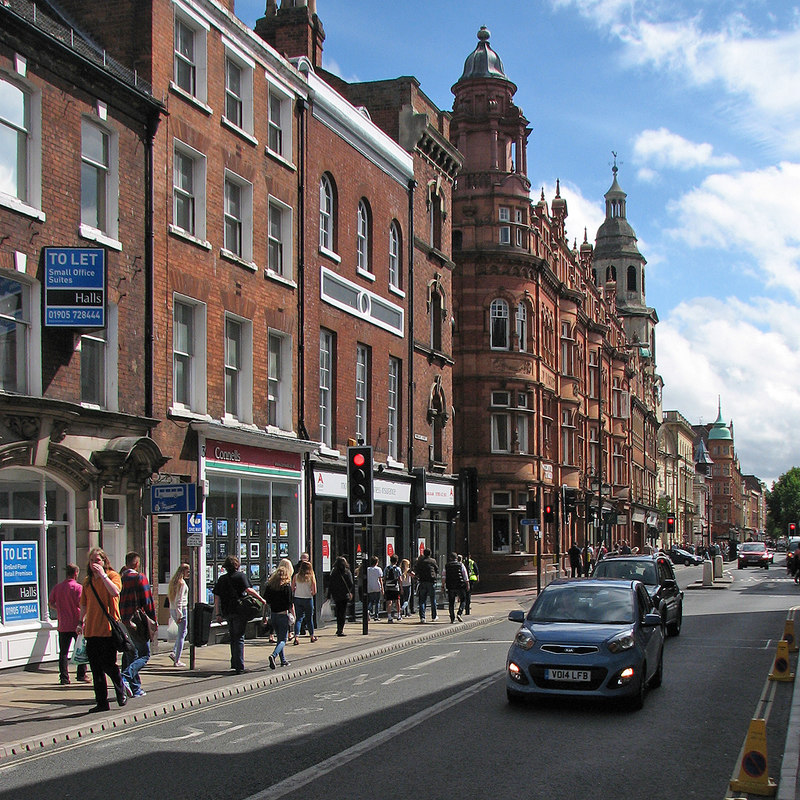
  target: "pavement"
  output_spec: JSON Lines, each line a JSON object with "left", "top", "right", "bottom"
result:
{"left": 2, "top": 581, "right": 799, "bottom": 800}
{"left": 0, "top": 588, "right": 533, "bottom": 761}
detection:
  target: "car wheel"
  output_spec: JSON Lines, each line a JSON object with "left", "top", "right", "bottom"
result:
{"left": 629, "top": 664, "right": 646, "bottom": 711}
{"left": 684, "top": 558, "right": 692, "bottom": 566}
{"left": 667, "top": 604, "right": 682, "bottom": 637}
{"left": 506, "top": 688, "right": 526, "bottom": 706}
{"left": 651, "top": 647, "right": 664, "bottom": 689}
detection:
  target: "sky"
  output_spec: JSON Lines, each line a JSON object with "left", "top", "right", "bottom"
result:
{"left": 236, "top": 0, "right": 800, "bottom": 488}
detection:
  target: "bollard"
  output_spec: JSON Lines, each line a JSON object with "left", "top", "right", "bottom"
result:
{"left": 702, "top": 560, "right": 713, "bottom": 586}
{"left": 714, "top": 554, "right": 723, "bottom": 579}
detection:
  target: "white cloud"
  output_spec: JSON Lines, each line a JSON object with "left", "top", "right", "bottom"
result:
{"left": 659, "top": 297, "right": 800, "bottom": 486}
{"left": 633, "top": 128, "right": 739, "bottom": 171}
{"left": 667, "top": 162, "right": 800, "bottom": 299}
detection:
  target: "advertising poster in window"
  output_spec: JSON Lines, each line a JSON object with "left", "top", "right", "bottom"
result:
{"left": 279, "top": 521, "right": 288, "bottom": 538}
{"left": 417, "top": 538, "right": 426, "bottom": 557}
{"left": 2, "top": 541, "right": 39, "bottom": 624}
{"left": 385, "top": 536, "right": 395, "bottom": 566}
{"left": 322, "top": 535, "right": 331, "bottom": 573}
{"left": 216, "top": 519, "right": 228, "bottom": 537}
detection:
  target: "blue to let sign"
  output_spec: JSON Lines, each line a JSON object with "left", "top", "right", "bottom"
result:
{"left": 149, "top": 483, "right": 197, "bottom": 514}
{"left": 44, "top": 247, "right": 106, "bottom": 328}
{"left": 2, "top": 541, "right": 40, "bottom": 624}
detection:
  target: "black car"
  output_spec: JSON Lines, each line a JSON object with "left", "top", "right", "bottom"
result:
{"left": 592, "top": 554, "right": 683, "bottom": 636}
{"left": 667, "top": 547, "right": 703, "bottom": 566}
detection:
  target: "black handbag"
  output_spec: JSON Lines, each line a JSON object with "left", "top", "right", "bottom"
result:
{"left": 89, "top": 580, "right": 136, "bottom": 656}
{"left": 236, "top": 594, "right": 261, "bottom": 619}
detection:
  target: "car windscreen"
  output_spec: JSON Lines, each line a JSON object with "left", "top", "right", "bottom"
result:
{"left": 740, "top": 543, "right": 764, "bottom": 552}
{"left": 593, "top": 560, "right": 657, "bottom": 585}
{"left": 528, "top": 584, "right": 634, "bottom": 624}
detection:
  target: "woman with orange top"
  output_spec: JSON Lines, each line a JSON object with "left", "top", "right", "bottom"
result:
{"left": 78, "top": 547, "right": 127, "bottom": 713}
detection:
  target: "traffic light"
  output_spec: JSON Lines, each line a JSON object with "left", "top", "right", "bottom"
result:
{"left": 526, "top": 496, "right": 540, "bottom": 520}
{"left": 790, "top": 522, "right": 797, "bottom": 536}
{"left": 544, "top": 496, "right": 558, "bottom": 523}
{"left": 563, "top": 488, "right": 577, "bottom": 515}
{"left": 666, "top": 514, "right": 675, "bottom": 534}
{"left": 346, "top": 445, "right": 373, "bottom": 517}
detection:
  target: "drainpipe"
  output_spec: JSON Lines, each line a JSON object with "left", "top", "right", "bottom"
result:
{"left": 406, "top": 179, "right": 416, "bottom": 469}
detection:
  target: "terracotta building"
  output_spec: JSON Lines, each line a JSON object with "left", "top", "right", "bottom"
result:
{"left": 658, "top": 410, "right": 697, "bottom": 547}
{"left": 0, "top": 0, "right": 165, "bottom": 667}
{"left": 449, "top": 29, "right": 662, "bottom": 588}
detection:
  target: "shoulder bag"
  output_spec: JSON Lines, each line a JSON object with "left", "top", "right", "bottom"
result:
{"left": 88, "top": 579, "right": 136, "bottom": 656}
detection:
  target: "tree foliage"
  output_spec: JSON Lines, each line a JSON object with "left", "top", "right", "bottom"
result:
{"left": 767, "top": 467, "right": 800, "bottom": 536}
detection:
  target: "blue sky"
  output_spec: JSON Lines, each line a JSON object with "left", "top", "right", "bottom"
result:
{"left": 237, "top": 0, "right": 800, "bottom": 487}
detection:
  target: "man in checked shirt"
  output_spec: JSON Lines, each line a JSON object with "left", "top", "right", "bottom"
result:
{"left": 118, "top": 552, "right": 156, "bottom": 699}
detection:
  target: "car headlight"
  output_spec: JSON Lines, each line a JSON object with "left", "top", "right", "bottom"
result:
{"left": 607, "top": 630, "right": 635, "bottom": 653}
{"left": 513, "top": 628, "right": 535, "bottom": 651}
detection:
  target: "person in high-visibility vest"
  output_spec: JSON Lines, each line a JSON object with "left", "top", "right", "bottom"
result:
{"left": 464, "top": 556, "right": 480, "bottom": 614}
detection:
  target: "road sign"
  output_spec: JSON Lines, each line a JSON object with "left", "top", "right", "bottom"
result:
{"left": 187, "top": 513, "right": 203, "bottom": 534}
{"left": 148, "top": 483, "right": 197, "bottom": 514}
{"left": 520, "top": 518, "right": 537, "bottom": 526}
{"left": 186, "top": 533, "right": 203, "bottom": 547}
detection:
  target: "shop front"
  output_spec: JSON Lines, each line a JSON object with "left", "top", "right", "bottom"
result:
{"left": 312, "top": 466, "right": 413, "bottom": 597}
{"left": 415, "top": 477, "right": 458, "bottom": 574}
{"left": 196, "top": 431, "right": 310, "bottom": 602}
{"left": 0, "top": 403, "right": 165, "bottom": 669}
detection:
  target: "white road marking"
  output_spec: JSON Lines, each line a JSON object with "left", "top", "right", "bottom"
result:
{"left": 242, "top": 672, "right": 501, "bottom": 800}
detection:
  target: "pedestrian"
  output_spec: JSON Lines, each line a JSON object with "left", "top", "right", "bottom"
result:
{"left": 167, "top": 563, "right": 190, "bottom": 667}
{"left": 78, "top": 547, "right": 127, "bottom": 713}
{"left": 464, "top": 555, "right": 479, "bottom": 614}
{"left": 291, "top": 559, "right": 318, "bottom": 644}
{"left": 443, "top": 552, "right": 468, "bottom": 622}
{"left": 366, "top": 555, "right": 383, "bottom": 621}
{"left": 328, "top": 556, "right": 355, "bottom": 636}
{"left": 619, "top": 540, "right": 632, "bottom": 555}
{"left": 213, "top": 555, "right": 265, "bottom": 675}
{"left": 568, "top": 541, "right": 582, "bottom": 577}
{"left": 793, "top": 543, "right": 800, "bottom": 584}
{"left": 383, "top": 554, "right": 402, "bottom": 622}
{"left": 264, "top": 564, "right": 294, "bottom": 669}
{"left": 583, "top": 544, "right": 594, "bottom": 577}
{"left": 414, "top": 548, "right": 439, "bottom": 623}
{"left": 119, "top": 552, "right": 156, "bottom": 699}
{"left": 400, "top": 558, "right": 414, "bottom": 617}
{"left": 294, "top": 552, "right": 311, "bottom": 636}
{"left": 48, "top": 563, "right": 91, "bottom": 685}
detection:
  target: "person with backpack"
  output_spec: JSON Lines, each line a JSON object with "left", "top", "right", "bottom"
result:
{"left": 443, "top": 552, "right": 469, "bottom": 623}
{"left": 414, "top": 548, "right": 439, "bottom": 623}
{"left": 383, "top": 554, "right": 402, "bottom": 622}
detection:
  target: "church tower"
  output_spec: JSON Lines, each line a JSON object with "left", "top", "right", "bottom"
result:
{"left": 593, "top": 160, "right": 658, "bottom": 356}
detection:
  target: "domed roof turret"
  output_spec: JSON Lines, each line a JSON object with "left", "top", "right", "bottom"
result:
{"left": 456, "top": 27, "right": 509, "bottom": 83}
{"left": 708, "top": 401, "right": 732, "bottom": 441}
{"left": 594, "top": 162, "right": 642, "bottom": 260}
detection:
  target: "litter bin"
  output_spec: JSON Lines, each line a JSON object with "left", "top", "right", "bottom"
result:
{"left": 191, "top": 602, "right": 214, "bottom": 646}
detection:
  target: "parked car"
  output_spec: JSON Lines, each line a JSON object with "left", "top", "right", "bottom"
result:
{"left": 592, "top": 554, "right": 683, "bottom": 636}
{"left": 667, "top": 547, "right": 703, "bottom": 566}
{"left": 506, "top": 578, "right": 665, "bottom": 710}
{"left": 737, "top": 541, "right": 770, "bottom": 569}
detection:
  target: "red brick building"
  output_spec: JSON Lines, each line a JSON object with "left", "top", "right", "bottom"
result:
{"left": 0, "top": 0, "right": 164, "bottom": 667}
{"left": 449, "top": 28, "right": 661, "bottom": 588}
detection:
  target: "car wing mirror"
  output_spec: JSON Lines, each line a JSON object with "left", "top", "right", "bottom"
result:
{"left": 508, "top": 609, "right": 525, "bottom": 623}
{"left": 643, "top": 613, "right": 663, "bottom": 628}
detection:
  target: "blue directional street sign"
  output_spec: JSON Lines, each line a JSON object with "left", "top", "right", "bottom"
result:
{"left": 520, "top": 518, "right": 537, "bottom": 526}
{"left": 187, "top": 513, "right": 203, "bottom": 534}
{"left": 149, "top": 484, "right": 197, "bottom": 514}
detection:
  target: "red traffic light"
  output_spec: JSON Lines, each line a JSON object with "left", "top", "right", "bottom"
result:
{"left": 352, "top": 452, "right": 365, "bottom": 467}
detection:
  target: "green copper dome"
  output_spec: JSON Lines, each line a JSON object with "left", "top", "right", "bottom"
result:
{"left": 708, "top": 404, "right": 732, "bottom": 441}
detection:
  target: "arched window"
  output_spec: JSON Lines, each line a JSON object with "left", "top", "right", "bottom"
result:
{"left": 319, "top": 174, "right": 335, "bottom": 252}
{"left": 389, "top": 221, "right": 401, "bottom": 290}
{"left": 606, "top": 265, "right": 616, "bottom": 282}
{"left": 430, "top": 289, "right": 443, "bottom": 352}
{"left": 627, "top": 265, "right": 637, "bottom": 292}
{"left": 490, "top": 299, "right": 509, "bottom": 350}
{"left": 357, "top": 199, "right": 371, "bottom": 274}
{"left": 516, "top": 302, "right": 527, "bottom": 352}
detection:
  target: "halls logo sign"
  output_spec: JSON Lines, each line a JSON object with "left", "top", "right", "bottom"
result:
{"left": 43, "top": 247, "right": 106, "bottom": 328}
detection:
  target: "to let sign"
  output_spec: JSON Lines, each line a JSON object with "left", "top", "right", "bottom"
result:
{"left": 2, "top": 541, "right": 39, "bottom": 624}
{"left": 44, "top": 247, "right": 106, "bottom": 328}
